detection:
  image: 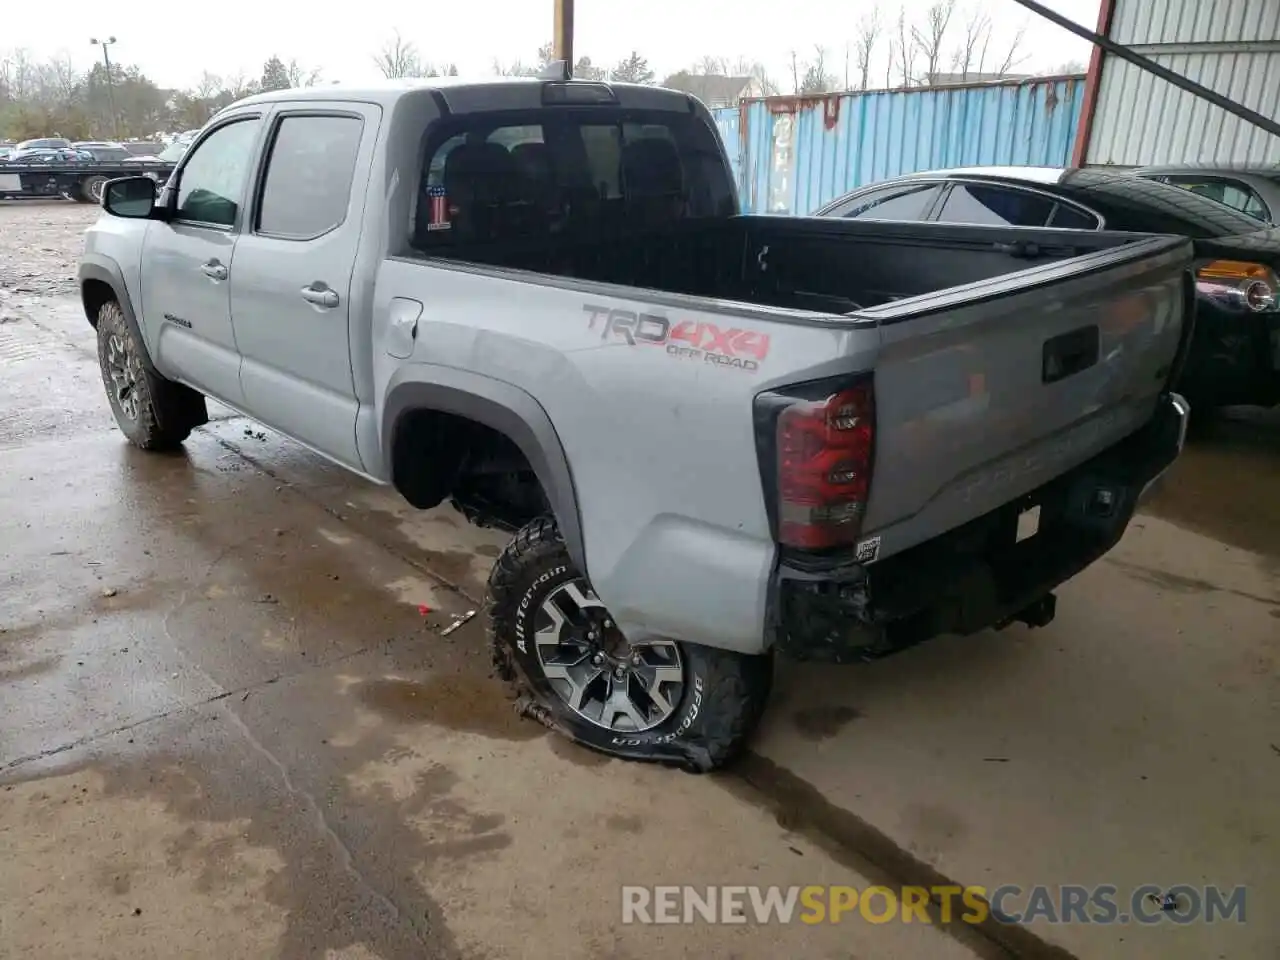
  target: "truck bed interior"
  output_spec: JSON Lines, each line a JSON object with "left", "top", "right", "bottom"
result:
{"left": 411, "top": 215, "right": 1143, "bottom": 315}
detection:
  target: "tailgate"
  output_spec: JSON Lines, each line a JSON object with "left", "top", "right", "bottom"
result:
{"left": 860, "top": 234, "right": 1192, "bottom": 559}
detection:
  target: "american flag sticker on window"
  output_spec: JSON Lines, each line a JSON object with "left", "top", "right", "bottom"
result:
{"left": 426, "top": 185, "right": 451, "bottom": 231}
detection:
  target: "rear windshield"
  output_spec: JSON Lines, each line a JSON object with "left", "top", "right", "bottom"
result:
{"left": 409, "top": 108, "right": 736, "bottom": 252}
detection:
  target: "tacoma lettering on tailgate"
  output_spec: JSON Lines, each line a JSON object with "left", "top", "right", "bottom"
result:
{"left": 583, "top": 304, "right": 770, "bottom": 373}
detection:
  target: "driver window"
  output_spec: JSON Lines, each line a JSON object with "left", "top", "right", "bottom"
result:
{"left": 175, "top": 118, "right": 261, "bottom": 227}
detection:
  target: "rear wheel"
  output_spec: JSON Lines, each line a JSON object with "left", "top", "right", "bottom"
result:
{"left": 96, "top": 300, "right": 194, "bottom": 450}
{"left": 488, "top": 516, "right": 773, "bottom": 772}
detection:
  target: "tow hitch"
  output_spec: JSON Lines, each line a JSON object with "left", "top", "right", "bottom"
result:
{"left": 998, "top": 592, "right": 1057, "bottom": 630}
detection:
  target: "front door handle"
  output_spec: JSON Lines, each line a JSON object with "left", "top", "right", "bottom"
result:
{"left": 301, "top": 284, "right": 339, "bottom": 309}
{"left": 201, "top": 260, "right": 227, "bottom": 281}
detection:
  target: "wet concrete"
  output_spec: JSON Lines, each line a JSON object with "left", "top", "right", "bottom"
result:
{"left": 1, "top": 203, "right": 978, "bottom": 959}
{"left": 3, "top": 200, "right": 1278, "bottom": 960}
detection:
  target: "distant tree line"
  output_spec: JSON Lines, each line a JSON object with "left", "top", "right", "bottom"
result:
{"left": 0, "top": 49, "right": 321, "bottom": 140}
{"left": 3, "top": 7, "right": 1080, "bottom": 141}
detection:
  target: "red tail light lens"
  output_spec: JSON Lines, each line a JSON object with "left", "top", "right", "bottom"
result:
{"left": 774, "top": 381, "right": 875, "bottom": 549}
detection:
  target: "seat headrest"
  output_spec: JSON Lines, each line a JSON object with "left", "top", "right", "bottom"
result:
{"left": 622, "top": 137, "right": 684, "bottom": 198}
{"left": 443, "top": 142, "right": 518, "bottom": 204}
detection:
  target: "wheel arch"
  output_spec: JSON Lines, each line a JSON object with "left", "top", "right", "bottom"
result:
{"left": 78, "top": 257, "right": 158, "bottom": 371}
{"left": 382, "top": 367, "right": 588, "bottom": 576}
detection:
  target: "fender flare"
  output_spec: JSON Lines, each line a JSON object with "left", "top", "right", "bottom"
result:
{"left": 78, "top": 255, "right": 158, "bottom": 374}
{"left": 382, "top": 366, "right": 588, "bottom": 577}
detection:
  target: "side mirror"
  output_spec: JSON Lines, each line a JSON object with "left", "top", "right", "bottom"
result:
{"left": 102, "top": 176, "right": 158, "bottom": 219}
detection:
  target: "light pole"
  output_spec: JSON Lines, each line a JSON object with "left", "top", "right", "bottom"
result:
{"left": 90, "top": 36, "right": 120, "bottom": 140}
{"left": 553, "top": 0, "right": 574, "bottom": 75}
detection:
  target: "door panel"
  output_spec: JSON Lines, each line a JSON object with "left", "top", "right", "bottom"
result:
{"left": 142, "top": 225, "right": 240, "bottom": 397}
{"left": 140, "top": 115, "right": 263, "bottom": 404}
{"left": 230, "top": 105, "right": 379, "bottom": 469}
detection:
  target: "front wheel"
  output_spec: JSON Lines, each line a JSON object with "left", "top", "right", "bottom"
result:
{"left": 96, "top": 300, "right": 194, "bottom": 450}
{"left": 487, "top": 517, "right": 773, "bottom": 772}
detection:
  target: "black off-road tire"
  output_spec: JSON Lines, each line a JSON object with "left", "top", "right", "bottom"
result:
{"left": 488, "top": 516, "right": 773, "bottom": 772}
{"left": 96, "top": 300, "right": 198, "bottom": 450}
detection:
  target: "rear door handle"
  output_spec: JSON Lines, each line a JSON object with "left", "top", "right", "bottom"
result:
{"left": 201, "top": 260, "right": 227, "bottom": 281}
{"left": 301, "top": 284, "right": 339, "bottom": 309}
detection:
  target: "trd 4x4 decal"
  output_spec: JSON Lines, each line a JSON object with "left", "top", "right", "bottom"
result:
{"left": 583, "top": 304, "right": 770, "bottom": 373}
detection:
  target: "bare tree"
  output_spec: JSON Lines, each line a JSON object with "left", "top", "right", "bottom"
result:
{"left": 373, "top": 30, "right": 426, "bottom": 79}
{"left": 788, "top": 50, "right": 802, "bottom": 95}
{"left": 994, "top": 23, "right": 1029, "bottom": 74}
{"left": 697, "top": 55, "right": 731, "bottom": 76}
{"left": 854, "top": 9, "right": 883, "bottom": 90}
{"left": 913, "top": 0, "right": 957, "bottom": 86}
{"left": 799, "top": 46, "right": 835, "bottom": 94}
{"left": 951, "top": 7, "right": 993, "bottom": 78}
{"left": 195, "top": 71, "right": 223, "bottom": 100}
{"left": 286, "top": 59, "right": 322, "bottom": 88}
{"left": 896, "top": 9, "right": 917, "bottom": 86}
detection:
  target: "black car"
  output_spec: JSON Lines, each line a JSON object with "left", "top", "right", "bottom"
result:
{"left": 814, "top": 166, "right": 1280, "bottom": 409}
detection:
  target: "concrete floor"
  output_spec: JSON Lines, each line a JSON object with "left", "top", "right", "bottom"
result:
{"left": 1, "top": 201, "right": 1277, "bottom": 959}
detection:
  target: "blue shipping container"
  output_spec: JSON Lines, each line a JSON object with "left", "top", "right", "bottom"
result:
{"left": 712, "top": 76, "right": 1085, "bottom": 215}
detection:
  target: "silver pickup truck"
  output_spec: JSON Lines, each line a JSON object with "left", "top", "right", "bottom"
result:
{"left": 80, "top": 77, "right": 1192, "bottom": 771}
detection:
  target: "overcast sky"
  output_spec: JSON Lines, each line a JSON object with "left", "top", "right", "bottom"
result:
{"left": 8, "top": 0, "right": 1100, "bottom": 91}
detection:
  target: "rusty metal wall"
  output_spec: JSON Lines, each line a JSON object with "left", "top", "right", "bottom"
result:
{"left": 1085, "top": 0, "right": 1280, "bottom": 166}
{"left": 711, "top": 77, "right": 1084, "bottom": 215}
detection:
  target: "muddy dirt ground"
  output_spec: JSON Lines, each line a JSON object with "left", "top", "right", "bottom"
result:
{"left": 1, "top": 199, "right": 1277, "bottom": 960}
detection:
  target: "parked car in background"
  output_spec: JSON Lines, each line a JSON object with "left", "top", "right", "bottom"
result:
{"left": 73, "top": 141, "right": 135, "bottom": 163}
{"left": 8, "top": 147, "right": 95, "bottom": 164}
{"left": 0, "top": 145, "right": 13, "bottom": 162}
{"left": 13, "top": 137, "right": 72, "bottom": 152}
{"left": 815, "top": 166, "right": 1280, "bottom": 410}
{"left": 1135, "top": 165, "right": 1280, "bottom": 225}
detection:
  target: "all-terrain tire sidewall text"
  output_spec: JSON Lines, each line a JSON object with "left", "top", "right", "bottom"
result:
{"left": 488, "top": 516, "right": 773, "bottom": 772}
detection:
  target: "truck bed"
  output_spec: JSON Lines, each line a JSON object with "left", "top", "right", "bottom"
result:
{"left": 414, "top": 214, "right": 1150, "bottom": 315}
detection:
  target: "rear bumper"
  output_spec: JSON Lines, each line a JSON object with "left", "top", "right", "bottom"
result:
{"left": 771, "top": 391, "right": 1190, "bottom": 663}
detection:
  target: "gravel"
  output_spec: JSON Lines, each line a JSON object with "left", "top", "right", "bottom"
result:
{"left": 0, "top": 200, "right": 100, "bottom": 297}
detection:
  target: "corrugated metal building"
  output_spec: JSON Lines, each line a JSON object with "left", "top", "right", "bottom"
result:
{"left": 1078, "top": 0, "right": 1280, "bottom": 165}
{"left": 713, "top": 77, "right": 1084, "bottom": 215}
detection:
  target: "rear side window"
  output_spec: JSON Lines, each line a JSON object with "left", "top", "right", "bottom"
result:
{"left": 256, "top": 115, "right": 364, "bottom": 239}
{"left": 410, "top": 109, "right": 735, "bottom": 250}
{"left": 1048, "top": 204, "right": 1100, "bottom": 230}
{"left": 829, "top": 183, "right": 939, "bottom": 221}
{"left": 936, "top": 183, "right": 1056, "bottom": 227}
{"left": 1162, "top": 175, "right": 1270, "bottom": 222}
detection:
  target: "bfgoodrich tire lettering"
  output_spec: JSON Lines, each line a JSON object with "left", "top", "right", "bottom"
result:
{"left": 488, "top": 516, "right": 773, "bottom": 772}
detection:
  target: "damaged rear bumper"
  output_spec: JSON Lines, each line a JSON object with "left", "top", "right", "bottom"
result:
{"left": 771, "top": 392, "right": 1191, "bottom": 663}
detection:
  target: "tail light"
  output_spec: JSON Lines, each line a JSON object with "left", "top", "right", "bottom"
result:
{"left": 1195, "top": 260, "right": 1280, "bottom": 313}
{"left": 753, "top": 375, "right": 875, "bottom": 550}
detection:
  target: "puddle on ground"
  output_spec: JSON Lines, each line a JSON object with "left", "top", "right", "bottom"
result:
{"left": 354, "top": 676, "right": 541, "bottom": 741}
{"left": 792, "top": 705, "right": 863, "bottom": 741}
